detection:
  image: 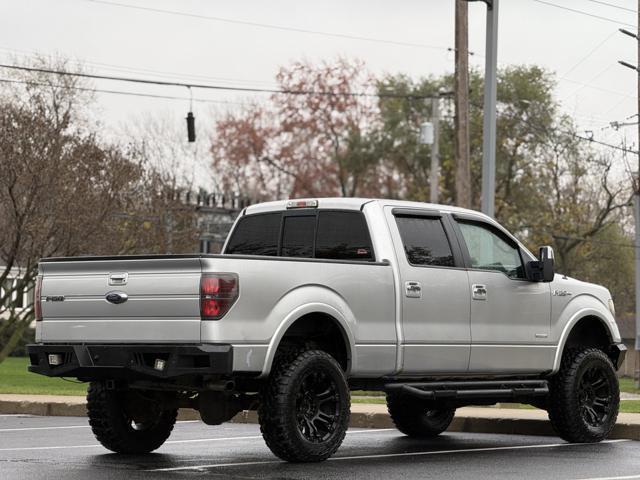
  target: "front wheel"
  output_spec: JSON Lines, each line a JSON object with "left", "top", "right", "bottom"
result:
{"left": 258, "top": 349, "right": 350, "bottom": 462}
{"left": 547, "top": 347, "right": 619, "bottom": 443}
{"left": 87, "top": 382, "right": 177, "bottom": 454}
{"left": 386, "top": 394, "right": 455, "bottom": 437}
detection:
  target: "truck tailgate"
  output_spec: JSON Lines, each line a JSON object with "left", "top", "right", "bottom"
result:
{"left": 38, "top": 256, "right": 202, "bottom": 343}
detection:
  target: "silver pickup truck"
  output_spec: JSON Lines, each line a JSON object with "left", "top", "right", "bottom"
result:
{"left": 28, "top": 198, "right": 626, "bottom": 462}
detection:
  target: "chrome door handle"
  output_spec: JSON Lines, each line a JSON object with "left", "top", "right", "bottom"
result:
{"left": 109, "top": 272, "right": 128, "bottom": 286}
{"left": 405, "top": 281, "right": 422, "bottom": 298}
{"left": 472, "top": 284, "right": 487, "bottom": 300}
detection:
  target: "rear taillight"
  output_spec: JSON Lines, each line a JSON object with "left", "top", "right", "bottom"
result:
{"left": 200, "top": 273, "right": 239, "bottom": 320}
{"left": 34, "top": 276, "right": 43, "bottom": 322}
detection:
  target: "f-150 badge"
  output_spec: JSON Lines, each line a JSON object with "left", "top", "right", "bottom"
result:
{"left": 553, "top": 290, "right": 572, "bottom": 297}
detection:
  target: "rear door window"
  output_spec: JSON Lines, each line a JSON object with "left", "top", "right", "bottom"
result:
{"left": 395, "top": 216, "right": 455, "bottom": 267}
{"left": 281, "top": 215, "right": 316, "bottom": 257}
{"left": 315, "top": 211, "right": 373, "bottom": 261}
{"left": 225, "top": 213, "right": 280, "bottom": 256}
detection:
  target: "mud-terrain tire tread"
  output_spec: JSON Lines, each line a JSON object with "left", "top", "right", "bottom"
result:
{"left": 258, "top": 349, "right": 350, "bottom": 462}
{"left": 547, "top": 347, "right": 619, "bottom": 443}
{"left": 87, "top": 381, "right": 177, "bottom": 454}
{"left": 386, "top": 394, "right": 455, "bottom": 437}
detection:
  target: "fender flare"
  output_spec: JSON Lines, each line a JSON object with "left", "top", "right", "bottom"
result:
{"left": 259, "top": 302, "right": 356, "bottom": 378}
{"left": 551, "top": 307, "right": 618, "bottom": 374}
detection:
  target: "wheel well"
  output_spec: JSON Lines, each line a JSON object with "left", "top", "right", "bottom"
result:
{"left": 276, "top": 313, "right": 350, "bottom": 371}
{"left": 564, "top": 316, "right": 612, "bottom": 352}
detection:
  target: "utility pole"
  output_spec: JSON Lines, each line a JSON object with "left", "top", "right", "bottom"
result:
{"left": 618, "top": 2, "right": 640, "bottom": 386}
{"left": 430, "top": 96, "right": 441, "bottom": 204}
{"left": 455, "top": 0, "right": 471, "bottom": 209}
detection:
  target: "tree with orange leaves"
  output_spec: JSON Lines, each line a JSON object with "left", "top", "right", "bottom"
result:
{"left": 210, "top": 58, "right": 400, "bottom": 200}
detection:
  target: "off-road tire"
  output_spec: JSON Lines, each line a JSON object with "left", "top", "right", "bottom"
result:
{"left": 258, "top": 349, "right": 350, "bottom": 462}
{"left": 386, "top": 394, "right": 456, "bottom": 437}
{"left": 548, "top": 347, "right": 619, "bottom": 443}
{"left": 87, "top": 381, "right": 177, "bottom": 454}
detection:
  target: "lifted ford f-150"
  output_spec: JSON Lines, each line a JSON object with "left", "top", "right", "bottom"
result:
{"left": 28, "top": 198, "right": 626, "bottom": 462}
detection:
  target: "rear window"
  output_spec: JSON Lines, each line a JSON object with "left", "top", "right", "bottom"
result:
{"left": 281, "top": 215, "right": 315, "bottom": 257}
{"left": 316, "top": 211, "right": 373, "bottom": 261}
{"left": 225, "top": 209, "right": 374, "bottom": 262}
{"left": 225, "top": 213, "right": 280, "bottom": 256}
{"left": 395, "top": 216, "right": 454, "bottom": 267}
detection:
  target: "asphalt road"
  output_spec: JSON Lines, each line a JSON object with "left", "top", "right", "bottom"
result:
{"left": 1, "top": 415, "right": 640, "bottom": 480}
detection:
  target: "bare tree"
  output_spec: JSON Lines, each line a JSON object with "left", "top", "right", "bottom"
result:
{"left": 0, "top": 59, "right": 199, "bottom": 361}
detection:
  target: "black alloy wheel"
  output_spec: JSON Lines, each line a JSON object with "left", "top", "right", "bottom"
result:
{"left": 548, "top": 347, "right": 619, "bottom": 443}
{"left": 258, "top": 349, "right": 350, "bottom": 462}
{"left": 577, "top": 364, "right": 614, "bottom": 428}
{"left": 295, "top": 369, "right": 341, "bottom": 443}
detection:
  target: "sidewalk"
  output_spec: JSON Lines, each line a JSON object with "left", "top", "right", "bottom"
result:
{"left": 1, "top": 394, "right": 639, "bottom": 440}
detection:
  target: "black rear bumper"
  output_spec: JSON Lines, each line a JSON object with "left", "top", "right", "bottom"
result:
{"left": 27, "top": 343, "right": 233, "bottom": 380}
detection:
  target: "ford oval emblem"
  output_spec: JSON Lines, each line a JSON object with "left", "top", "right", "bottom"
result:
{"left": 105, "top": 291, "right": 128, "bottom": 305}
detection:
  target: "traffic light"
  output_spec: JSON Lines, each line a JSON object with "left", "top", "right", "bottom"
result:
{"left": 186, "top": 111, "right": 196, "bottom": 142}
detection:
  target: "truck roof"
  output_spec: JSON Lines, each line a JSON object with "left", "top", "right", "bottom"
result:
{"left": 245, "top": 197, "right": 493, "bottom": 222}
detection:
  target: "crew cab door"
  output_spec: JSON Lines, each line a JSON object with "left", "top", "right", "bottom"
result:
{"left": 451, "top": 216, "right": 553, "bottom": 373}
{"left": 386, "top": 208, "right": 471, "bottom": 374}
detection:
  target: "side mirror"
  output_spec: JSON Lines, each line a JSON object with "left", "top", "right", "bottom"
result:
{"left": 526, "top": 246, "right": 555, "bottom": 282}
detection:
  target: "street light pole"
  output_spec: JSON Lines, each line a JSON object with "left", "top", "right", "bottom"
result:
{"left": 430, "top": 96, "right": 441, "bottom": 204}
{"left": 467, "top": 0, "right": 499, "bottom": 218}
{"left": 481, "top": 0, "right": 499, "bottom": 218}
{"left": 618, "top": 16, "right": 640, "bottom": 384}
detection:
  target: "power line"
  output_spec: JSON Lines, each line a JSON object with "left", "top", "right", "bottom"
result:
{"left": 83, "top": 0, "right": 456, "bottom": 53}
{"left": 584, "top": 0, "right": 636, "bottom": 13}
{"left": 560, "top": 30, "right": 618, "bottom": 78}
{"left": 3, "top": 63, "right": 633, "bottom": 154}
{"left": 0, "top": 46, "right": 280, "bottom": 89}
{"left": 530, "top": 0, "right": 637, "bottom": 27}
{"left": 561, "top": 75, "right": 635, "bottom": 99}
{"left": 574, "top": 133, "right": 638, "bottom": 154}
{"left": 0, "top": 63, "right": 443, "bottom": 99}
{"left": 0, "top": 78, "right": 248, "bottom": 105}
{"left": 470, "top": 99, "right": 639, "bottom": 155}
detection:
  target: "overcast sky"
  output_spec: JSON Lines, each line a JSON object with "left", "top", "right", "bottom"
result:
{"left": 1, "top": 0, "right": 638, "bottom": 170}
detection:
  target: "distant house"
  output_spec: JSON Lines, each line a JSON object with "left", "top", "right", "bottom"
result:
{"left": 616, "top": 314, "right": 637, "bottom": 378}
{"left": 0, "top": 266, "right": 33, "bottom": 320}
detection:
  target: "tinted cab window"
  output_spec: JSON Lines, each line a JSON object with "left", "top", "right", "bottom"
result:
{"left": 395, "top": 216, "right": 455, "bottom": 267}
{"left": 316, "top": 211, "right": 373, "bottom": 261}
{"left": 225, "top": 209, "right": 374, "bottom": 261}
{"left": 225, "top": 213, "right": 280, "bottom": 256}
{"left": 281, "top": 215, "right": 315, "bottom": 257}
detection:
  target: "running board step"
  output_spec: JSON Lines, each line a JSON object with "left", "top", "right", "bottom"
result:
{"left": 384, "top": 380, "right": 549, "bottom": 401}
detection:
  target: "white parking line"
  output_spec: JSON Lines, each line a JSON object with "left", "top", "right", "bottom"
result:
{"left": 0, "top": 428, "right": 395, "bottom": 452}
{"left": 575, "top": 475, "right": 640, "bottom": 480}
{"left": 0, "top": 435, "right": 262, "bottom": 452}
{"left": 149, "top": 439, "right": 631, "bottom": 472}
{"left": 0, "top": 420, "right": 201, "bottom": 433}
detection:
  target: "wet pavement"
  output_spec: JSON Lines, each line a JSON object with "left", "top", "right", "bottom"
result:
{"left": 1, "top": 414, "right": 639, "bottom": 479}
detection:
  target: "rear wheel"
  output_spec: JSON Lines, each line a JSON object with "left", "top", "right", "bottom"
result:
{"left": 258, "top": 349, "right": 350, "bottom": 462}
{"left": 386, "top": 394, "right": 455, "bottom": 437}
{"left": 87, "top": 381, "right": 177, "bottom": 454}
{"left": 548, "top": 347, "right": 619, "bottom": 443}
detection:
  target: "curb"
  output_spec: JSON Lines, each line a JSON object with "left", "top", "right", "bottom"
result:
{"left": 0, "top": 399, "right": 638, "bottom": 440}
